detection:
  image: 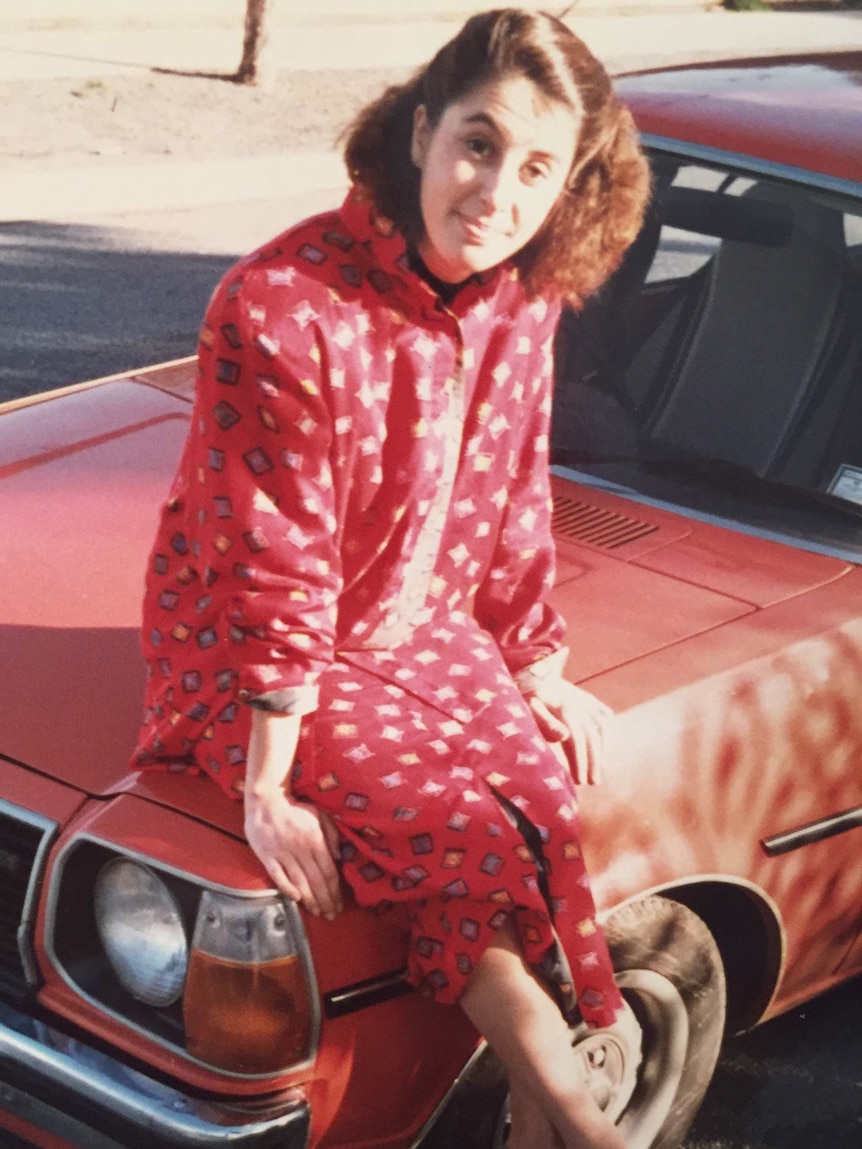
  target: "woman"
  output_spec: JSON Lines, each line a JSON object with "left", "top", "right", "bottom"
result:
{"left": 132, "top": 9, "right": 649, "bottom": 1148}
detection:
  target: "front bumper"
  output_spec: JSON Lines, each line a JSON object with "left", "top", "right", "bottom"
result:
{"left": 0, "top": 999, "right": 310, "bottom": 1149}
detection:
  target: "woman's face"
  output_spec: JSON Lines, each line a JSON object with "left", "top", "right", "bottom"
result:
{"left": 411, "top": 73, "right": 581, "bottom": 284}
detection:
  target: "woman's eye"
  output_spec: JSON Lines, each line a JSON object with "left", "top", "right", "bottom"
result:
{"left": 522, "top": 163, "right": 550, "bottom": 185}
{"left": 465, "top": 136, "right": 493, "bottom": 159}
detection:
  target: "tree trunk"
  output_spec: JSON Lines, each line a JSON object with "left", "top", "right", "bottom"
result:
{"left": 236, "top": 0, "right": 273, "bottom": 86}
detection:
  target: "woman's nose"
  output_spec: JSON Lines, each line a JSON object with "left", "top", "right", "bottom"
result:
{"left": 477, "top": 158, "right": 519, "bottom": 215}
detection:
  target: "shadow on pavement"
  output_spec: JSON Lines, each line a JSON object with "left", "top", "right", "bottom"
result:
{"left": 0, "top": 219, "right": 235, "bottom": 401}
{"left": 151, "top": 65, "right": 242, "bottom": 82}
{"left": 0, "top": 44, "right": 158, "bottom": 71}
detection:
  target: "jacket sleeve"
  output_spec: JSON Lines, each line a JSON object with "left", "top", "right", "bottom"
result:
{"left": 472, "top": 316, "right": 567, "bottom": 685}
{"left": 145, "top": 261, "right": 342, "bottom": 717}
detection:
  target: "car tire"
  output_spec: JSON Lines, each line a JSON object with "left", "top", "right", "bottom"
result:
{"left": 472, "top": 896, "right": 726, "bottom": 1149}
{"left": 600, "top": 896, "right": 727, "bottom": 1148}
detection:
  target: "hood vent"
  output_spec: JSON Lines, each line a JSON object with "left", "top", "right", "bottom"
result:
{"left": 552, "top": 495, "right": 659, "bottom": 550}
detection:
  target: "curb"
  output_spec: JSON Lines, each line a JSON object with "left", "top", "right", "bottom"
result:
{"left": 0, "top": 152, "right": 345, "bottom": 224}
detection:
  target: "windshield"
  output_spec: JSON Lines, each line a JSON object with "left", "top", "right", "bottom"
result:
{"left": 551, "top": 153, "right": 862, "bottom": 561}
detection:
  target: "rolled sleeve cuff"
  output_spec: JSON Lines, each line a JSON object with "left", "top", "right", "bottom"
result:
{"left": 512, "top": 646, "right": 570, "bottom": 696}
{"left": 240, "top": 683, "right": 320, "bottom": 716}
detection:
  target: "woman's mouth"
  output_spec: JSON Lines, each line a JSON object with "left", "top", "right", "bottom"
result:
{"left": 457, "top": 213, "right": 507, "bottom": 243}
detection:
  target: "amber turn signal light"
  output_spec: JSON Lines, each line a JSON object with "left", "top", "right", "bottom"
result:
{"left": 182, "top": 891, "right": 314, "bottom": 1075}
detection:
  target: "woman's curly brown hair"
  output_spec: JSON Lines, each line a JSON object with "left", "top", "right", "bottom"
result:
{"left": 343, "top": 7, "right": 650, "bottom": 309}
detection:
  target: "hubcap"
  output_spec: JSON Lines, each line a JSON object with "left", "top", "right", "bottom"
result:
{"left": 570, "top": 997, "right": 642, "bottom": 1123}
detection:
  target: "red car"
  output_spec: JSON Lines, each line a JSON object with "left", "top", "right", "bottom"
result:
{"left": 1, "top": 51, "right": 860, "bottom": 1149}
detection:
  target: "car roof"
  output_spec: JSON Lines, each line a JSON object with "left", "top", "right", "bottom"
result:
{"left": 616, "top": 52, "right": 862, "bottom": 187}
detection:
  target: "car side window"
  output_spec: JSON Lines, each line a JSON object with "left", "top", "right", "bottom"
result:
{"left": 552, "top": 154, "right": 862, "bottom": 550}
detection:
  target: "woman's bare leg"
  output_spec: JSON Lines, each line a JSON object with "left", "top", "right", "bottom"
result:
{"left": 507, "top": 1073, "right": 560, "bottom": 1149}
{"left": 460, "top": 922, "right": 628, "bottom": 1149}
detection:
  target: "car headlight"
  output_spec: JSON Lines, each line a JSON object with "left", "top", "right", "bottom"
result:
{"left": 94, "top": 858, "right": 188, "bottom": 1007}
{"left": 49, "top": 838, "right": 319, "bottom": 1079}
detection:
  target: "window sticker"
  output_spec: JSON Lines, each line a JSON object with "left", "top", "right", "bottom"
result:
{"left": 828, "top": 464, "right": 862, "bottom": 507}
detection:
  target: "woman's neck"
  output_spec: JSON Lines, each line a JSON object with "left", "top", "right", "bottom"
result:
{"left": 408, "top": 247, "right": 470, "bottom": 305}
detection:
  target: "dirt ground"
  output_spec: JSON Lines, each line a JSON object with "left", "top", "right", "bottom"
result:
{"left": 0, "top": 66, "right": 412, "bottom": 173}
{"left": 3, "top": 3, "right": 859, "bottom": 176}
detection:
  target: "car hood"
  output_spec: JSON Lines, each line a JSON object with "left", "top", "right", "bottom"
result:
{"left": 0, "top": 377, "right": 850, "bottom": 806}
{"left": 0, "top": 376, "right": 190, "bottom": 799}
{"left": 546, "top": 470, "right": 851, "bottom": 682}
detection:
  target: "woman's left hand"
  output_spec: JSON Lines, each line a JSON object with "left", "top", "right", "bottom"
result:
{"left": 526, "top": 680, "right": 613, "bottom": 785}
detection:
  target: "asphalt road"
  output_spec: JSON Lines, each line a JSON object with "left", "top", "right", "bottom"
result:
{"left": 0, "top": 188, "right": 343, "bottom": 402}
{"left": 681, "top": 978, "right": 862, "bottom": 1149}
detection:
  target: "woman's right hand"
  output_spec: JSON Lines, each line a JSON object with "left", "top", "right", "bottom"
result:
{"left": 244, "top": 786, "right": 343, "bottom": 921}
{"left": 244, "top": 707, "right": 343, "bottom": 920}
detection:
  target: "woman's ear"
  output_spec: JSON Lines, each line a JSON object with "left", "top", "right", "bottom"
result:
{"left": 411, "top": 104, "right": 430, "bottom": 169}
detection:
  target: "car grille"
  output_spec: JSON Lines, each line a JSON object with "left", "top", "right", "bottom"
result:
{"left": 0, "top": 803, "right": 56, "bottom": 998}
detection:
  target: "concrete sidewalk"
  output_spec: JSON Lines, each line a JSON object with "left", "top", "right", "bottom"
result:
{"left": 1, "top": 4, "right": 861, "bottom": 223}
{"left": 1, "top": 3, "right": 859, "bottom": 81}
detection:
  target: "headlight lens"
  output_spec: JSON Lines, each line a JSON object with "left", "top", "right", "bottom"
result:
{"left": 94, "top": 858, "right": 188, "bottom": 1007}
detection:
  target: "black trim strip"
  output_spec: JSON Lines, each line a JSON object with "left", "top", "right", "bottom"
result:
{"left": 323, "top": 968, "right": 413, "bottom": 1019}
{"left": 761, "top": 806, "right": 862, "bottom": 857}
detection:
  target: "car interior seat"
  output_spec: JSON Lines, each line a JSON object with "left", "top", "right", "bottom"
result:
{"left": 770, "top": 242, "right": 862, "bottom": 493}
{"left": 642, "top": 181, "right": 849, "bottom": 482}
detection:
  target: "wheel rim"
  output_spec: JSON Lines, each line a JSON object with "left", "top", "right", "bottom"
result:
{"left": 489, "top": 967, "right": 688, "bottom": 1149}
{"left": 613, "top": 968, "right": 690, "bottom": 1149}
